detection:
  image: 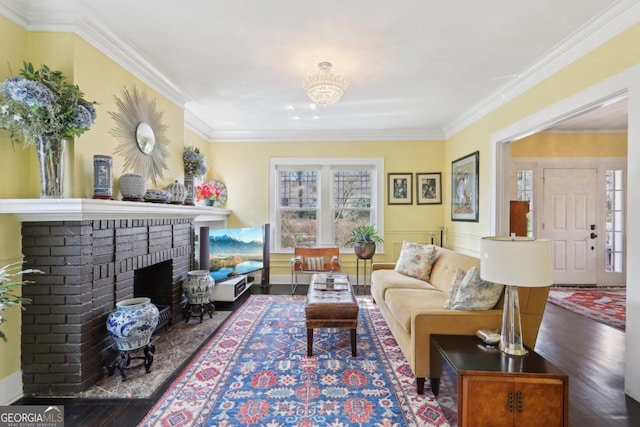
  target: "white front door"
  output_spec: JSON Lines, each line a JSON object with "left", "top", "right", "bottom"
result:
{"left": 542, "top": 168, "right": 598, "bottom": 284}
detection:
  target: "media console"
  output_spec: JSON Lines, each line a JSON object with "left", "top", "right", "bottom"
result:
{"left": 211, "top": 274, "right": 252, "bottom": 302}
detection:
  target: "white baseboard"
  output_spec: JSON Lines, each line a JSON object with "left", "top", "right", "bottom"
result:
{"left": 0, "top": 371, "right": 23, "bottom": 405}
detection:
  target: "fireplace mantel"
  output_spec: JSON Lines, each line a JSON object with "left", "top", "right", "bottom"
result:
{"left": 0, "top": 198, "right": 230, "bottom": 223}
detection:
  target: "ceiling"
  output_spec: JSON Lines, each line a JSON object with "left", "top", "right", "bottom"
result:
{"left": 2, "top": 0, "right": 636, "bottom": 141}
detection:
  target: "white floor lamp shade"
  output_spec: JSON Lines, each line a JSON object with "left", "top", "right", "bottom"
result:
{"left": 480, "top": 236, "right": 553, "bottom": 356}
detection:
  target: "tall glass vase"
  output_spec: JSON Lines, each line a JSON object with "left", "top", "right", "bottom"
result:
{"left": 36, "top": 135, "right": 65, "bottom": 198}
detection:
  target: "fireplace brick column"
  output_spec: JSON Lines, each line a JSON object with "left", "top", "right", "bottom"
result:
{"left": 21, "top": 218, "right": 195, "bottom": 395}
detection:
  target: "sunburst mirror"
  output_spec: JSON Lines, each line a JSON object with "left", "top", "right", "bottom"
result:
{"left": 110, "top": 86, "right": 170, "bottom": 185}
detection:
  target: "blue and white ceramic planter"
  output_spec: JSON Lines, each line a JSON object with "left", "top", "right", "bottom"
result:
{"left": 106, "top": 297, "right": 159, "bottom": 351}
{"left": 165, "top": 180, "right": 187, "bottom": 204}
{"left": 183, "top": 270, "right": 215, "bottom": 304}
{"left": 183, "top": 176, "right": 195, "bottom": 206}
{"left": 93, "top": 155, "right": 113, "bottom": 199}
{"left": 118, "top": 173, "right": 147, "bottom": 201}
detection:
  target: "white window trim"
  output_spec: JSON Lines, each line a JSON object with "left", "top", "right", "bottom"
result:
{"left": 269, "top": 157, "right": 384, "bottom": 254}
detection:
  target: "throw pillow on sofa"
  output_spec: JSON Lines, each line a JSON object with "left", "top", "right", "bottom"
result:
{"left": 443, "top": 267, "right": 466, "bottom": 309}
{"left": 452, "top": 266, "right": 504, "bottom": 310}
{"left": 394, "top": 241, "right": 437, "bottom": 281}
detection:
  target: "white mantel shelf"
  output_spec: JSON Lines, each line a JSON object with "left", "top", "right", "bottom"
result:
{"left": 0, "top": 198, "right": 230, "bottom": 222}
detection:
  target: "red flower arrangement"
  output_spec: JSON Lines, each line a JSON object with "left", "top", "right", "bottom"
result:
{"left": 196, "top": 182, "right": 221, "bottom": 202}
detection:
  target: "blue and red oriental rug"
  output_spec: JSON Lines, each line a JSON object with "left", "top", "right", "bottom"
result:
{"left": 547, "top": 286, "right": 625, "bottom": 331}
{"left": 139, "top": 295, "right": 451, "bottom": 426}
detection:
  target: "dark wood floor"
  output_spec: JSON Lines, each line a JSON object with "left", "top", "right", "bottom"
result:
{"left": 15, "top": 284, "right": 640, "bottom": 426}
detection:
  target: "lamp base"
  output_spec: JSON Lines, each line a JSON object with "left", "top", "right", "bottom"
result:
{"left": 500, "top": 285, "right": 528, "bottom": 356}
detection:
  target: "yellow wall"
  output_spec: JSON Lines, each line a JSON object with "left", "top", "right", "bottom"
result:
{"left": 72, "top": 36, "right": 186, "bottom": 197}
{"left": 0, "top": 22, "right": 189, "bottom": 384}
{"left": 511, "top": 132, "right": 627, "bottom": 158}
{"left": 210, "top": 139, "right": 446, "bottom": 273}
{"left": 445, "top": 22, "right": 640, "bottom": 254}
{"left": 184, "top": 128, "right": 210, "bottom": 161}
{"left": 0, "top": 15, "right": 29, "bottom": 383}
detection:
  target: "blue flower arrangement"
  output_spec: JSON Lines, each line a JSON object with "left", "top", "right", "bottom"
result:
{"left": 183, "top": 145, "right": 208, "bottom": 177}
{"left": 0, "top": 62, "right": 97, "bottom": 146}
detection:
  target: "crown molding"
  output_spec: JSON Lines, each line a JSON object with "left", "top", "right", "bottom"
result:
{"left": 0, "top": 0, "right": 28, "bottom": 27}
{"left": 0, "top": 0, "right": 191, "bottom": 108}
{"left": 75, "top": 4, "right": 192, "bottom": 108}
{"left": 184, "top": 110, "right": 214, "bottom": 141}
{"left": 0, "top": 0, "right": 76, "bottom": 31}
{"left": 444, "top": 0, "right": 640, "bottom": 138}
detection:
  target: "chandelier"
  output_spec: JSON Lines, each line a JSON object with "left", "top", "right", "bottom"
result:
{"left": 303, "top": 62, "right": 348, "bottom": 106}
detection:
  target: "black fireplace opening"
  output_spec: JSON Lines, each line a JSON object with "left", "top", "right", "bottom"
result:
{"left": 134, "top": 260, "right": 173, "bottom": 305}
{"left": 134, "top": 259, "right": 174, "bottom": 331}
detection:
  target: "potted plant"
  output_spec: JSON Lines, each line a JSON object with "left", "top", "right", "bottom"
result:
{"left": 183, "top": 145, "right": 207, "bottom": 178}
{"left": 0, "top": 261, "right": 42, "bottom": 342}
{"left": 183, "top": 145, "right": 207, "bottom": 205}
{"left": 347, "top": 224, "right": 383, "bottom": 259}
{"left": 196, "top": 181, "right": 222, "bottom": 206}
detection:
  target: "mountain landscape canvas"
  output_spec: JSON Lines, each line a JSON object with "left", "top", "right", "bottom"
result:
{"left": 208, "top": 226, "right": 265, "bottom": 282}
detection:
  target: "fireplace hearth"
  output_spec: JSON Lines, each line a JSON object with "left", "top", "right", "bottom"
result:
{"left": 0, "top": 199, "right": 229, "bottom": 396}
{"left": 20, "top": 218, "right": 194, "bottom": 395}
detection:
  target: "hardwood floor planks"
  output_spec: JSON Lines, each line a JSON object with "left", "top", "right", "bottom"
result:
{"left": 13, "top": 284, "right": 640, "bottom": 426}
{"left": 536, "top": 302, "right": 638, "bottom": 427}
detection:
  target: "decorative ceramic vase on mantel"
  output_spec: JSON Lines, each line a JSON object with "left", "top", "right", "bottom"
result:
{"left": 118, "top": 173, "right": 147, "bottom": 201}
{"left": 106, "top": 297, "right": 160, "bottom": 351}
{"left": 165, "top": 180, "right": 187, "bottom": 204}
{"left": 184, "top": 176, "right": 196, "bottom": 206}
{"left": 36, "top": 135, "right": 65, "bottom": 198}
{"left": 93, "top": 154, "right": 114, "bottom": 200}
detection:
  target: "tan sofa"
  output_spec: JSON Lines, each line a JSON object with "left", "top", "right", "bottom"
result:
{"left": 370, "top": 245, "right": 549, "bottom": 394}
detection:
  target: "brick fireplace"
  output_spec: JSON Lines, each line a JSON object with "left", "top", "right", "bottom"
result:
{"left": 1, "top": 199, "right": 228, "bottom": 395}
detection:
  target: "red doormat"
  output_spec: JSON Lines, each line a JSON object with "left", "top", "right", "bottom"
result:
{"left": 547, "top": 287, "right": 626, "bottom": 331}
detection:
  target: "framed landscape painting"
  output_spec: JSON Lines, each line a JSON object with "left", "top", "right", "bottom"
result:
{"left": 388, "top": 173, "right": 413, "bottom": 205}
{"left": 416, "top": 172, "right": 442, "bottom": 205}
{"left": 451, "top": 151, "right": 479, "bottom": 221}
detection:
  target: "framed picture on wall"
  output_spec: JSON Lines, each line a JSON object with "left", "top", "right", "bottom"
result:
{"left": 451, "top": 151, "right": 479, "bottom": 221}
{"left": 416, "top": 172, "right": 442, "bottom": 205}
{"left": 388, "top": 173, "right": 413, "bottom": 205}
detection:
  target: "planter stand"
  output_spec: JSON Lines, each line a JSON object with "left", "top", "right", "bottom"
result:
{"left": 182, "top": 301, "right": 215, "bottom": 323}
{"left": 104, "top": 342, "right": 156, "bottom": 381}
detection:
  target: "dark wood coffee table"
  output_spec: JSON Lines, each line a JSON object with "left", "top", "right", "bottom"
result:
{"left": 305, "top": 273, "right": 359, "bottom": 357}
{"left": 430, "top": 334, "right": 569, "bottom": 426}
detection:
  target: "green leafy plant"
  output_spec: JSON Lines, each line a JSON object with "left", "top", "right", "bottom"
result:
{"left": 346, "top": 224, "right": 384, "bottom": 245}
{"left": 0, "top": 62, "right": 97, "bottom": 146}
{"left": 183, "top": 145, "right": 207, "bottom": 177}
{"left": 0, "top": 261, "right": 42, "bottom": 342}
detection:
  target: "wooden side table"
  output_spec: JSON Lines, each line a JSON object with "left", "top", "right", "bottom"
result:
{"left": 430, "top": 334, "right": 569, "bottom": 427}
